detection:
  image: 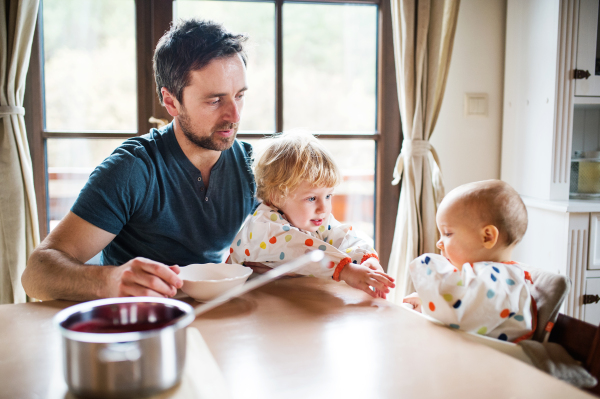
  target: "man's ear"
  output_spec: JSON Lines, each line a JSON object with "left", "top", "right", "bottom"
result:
{"left": 481, "top": 225, "right": 499, "bottom": 249}
{"left": 161, "top": 87, "right": 180, "bottom": 117}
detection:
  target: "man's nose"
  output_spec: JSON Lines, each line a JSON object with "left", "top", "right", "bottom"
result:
{"left": 224, "top": 99, "right": 241, "bottom": 123}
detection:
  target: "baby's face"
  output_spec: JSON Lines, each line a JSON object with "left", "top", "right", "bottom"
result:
{"left": 435, "top": 199, "right": 486, "bottom": 269}
{"left": 277, "top": 182, "right": 334, "bottom": 232}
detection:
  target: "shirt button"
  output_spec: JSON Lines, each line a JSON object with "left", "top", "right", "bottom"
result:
{"left": 205, "top": 197, "right": 208, "bottom": 201}
{"left": 200, "top": 187, "right": 204, "bottom": 192}
{"left": 197, "top": 177, "right": 202, "bottom": 181}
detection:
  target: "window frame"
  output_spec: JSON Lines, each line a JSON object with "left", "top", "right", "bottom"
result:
{"left": 24, "top": 0, "right": 400, "bottom": 268}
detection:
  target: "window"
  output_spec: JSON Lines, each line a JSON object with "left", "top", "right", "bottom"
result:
{"left": 25, "top": 0, "right": 400, "bottom": 265}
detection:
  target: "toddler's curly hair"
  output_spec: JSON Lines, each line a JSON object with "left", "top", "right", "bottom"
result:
{"left": 254, "top": 131, "right": 341, "bottom": 206}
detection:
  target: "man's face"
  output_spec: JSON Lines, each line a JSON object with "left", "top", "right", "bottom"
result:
{"left": 176, "top": 54, "right": 247, "bottom": 152}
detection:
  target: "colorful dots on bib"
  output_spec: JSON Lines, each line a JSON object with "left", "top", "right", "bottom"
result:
{"left": 457, "top": 280, "right": 463, "bottom": 286}
{"left": 253, "top": 211, "right": 258, "bottom": 216}
{"left": 245, "top": 249, "right": 250, "bottom": 256}
{"left": 229, "top": 247, "right": 233, "bottom": 253}
{"left": 442, "top": 294, "right": 453, "bottom": 302}
{"left": 282, "top": 225, "right": 290, "bottom": 231}
{"left": 490, "top": 274, "right": 497, "bottom": 282}
{"left": 305, "top": 239, "right": 313, "bottom": 246}
{"left": 426, "top": 267, "right": 432, "bottom": 275}
{"left": 285, "top": 235, "right": 292, "bottom": 242}
{"left": 269, "top": 236, "right": 277, "bottom": 244}
{"left": 449, "top": 324, "right": 460, "bottom": 329}
{"left": 453, "top": 299, "right": 462, "bottom": 309}
{"left": 280, "top": 252, "right": 285, "bottom": 260}
{"left": 429, "top": 302, "right": 436, "bottom": 311}
{"left": 421, "top": 256, "right": 431, "bottom": 265}
{"left": 328, "top": 261, "right": 335, "bottom": 269}
{"left": 249, "top": 232, "right": 253, "bottom": 239}
{"left": 318, "top": 245, "right": 327, "bottom": 251}
{"left": 506, "top": 279, "right": 515, "bottom": 286}
{"left": 236, "top": 239, "right": 241, "bottom": 246}
{"left": 486, "top": 289, "right": 495, "bottom": 299}
{"left": 319, "top": 226, "right": 326, "bottom": 232}
{"left": 492, "top": 266, "right": 500, "bottom": 273}
{"left": 477, "top": 327, "right": 488, "bottom": 335}
{"left": 498, "top": 333, "right": 508, "bottom": 341}
{"left": 260, "top": 242, "right": 267, "bottom": 249}
{"left": 270, "top": 214, "right": 278, "bottom": 221}
{"left": 329, "top": 240, "right": 333, "bottom": 245}
{"left": 514, "top": 315, "right": 524, "bottom": 322}
{"left": 500, "top": 309, "right": 510, "bottom": 318}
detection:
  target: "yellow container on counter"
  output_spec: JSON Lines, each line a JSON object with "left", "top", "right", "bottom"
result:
{"left": 578, "top": 161, "right": 600, "bottom": 193}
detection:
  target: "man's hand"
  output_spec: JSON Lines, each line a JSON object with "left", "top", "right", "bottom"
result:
{"left": 339, "top": 261, "right": 395, "bottom": 298}
{"left": 106, "top": 257, "right": 183, "bottom": 298}
{"left": 402, "top": 292, "right": 422, "bottom": 312}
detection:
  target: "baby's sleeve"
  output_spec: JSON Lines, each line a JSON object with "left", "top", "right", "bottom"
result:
{"left": 319, "top": 215, "right": 378, "bottom": 265}
{"left": 228, "top": 206, "right": 351, "bottom": 280}
{"left": 409, "top": 254, "right": 532, "bottom": 341}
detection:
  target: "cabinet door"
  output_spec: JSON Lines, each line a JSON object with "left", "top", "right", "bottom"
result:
{"left": 585, "top": 278, "right": 600, "bottom": 325}
{"left": 576, "top": 0, "right": 600, "bottom": 96}
{"left": 589, "top": 213, "right": 600, "bottom": 269}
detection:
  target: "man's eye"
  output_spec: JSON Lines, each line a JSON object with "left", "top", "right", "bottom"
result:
{"left": 236, "top": 93, "right": 245, "bottom": 100}
{"left": 209, "top": 99, "right": 220, "bottom": 105}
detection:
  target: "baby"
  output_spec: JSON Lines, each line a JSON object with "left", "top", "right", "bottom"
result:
{"left": 404, "top": 180, "right": 536, "bottom": 342}
{"left": 227, "top": 131, "right": 395, "bottom": 298}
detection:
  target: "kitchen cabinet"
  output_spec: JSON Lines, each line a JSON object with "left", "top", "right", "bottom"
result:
{"left": 576, "top": 0, "right": 600, "bottom": 96}
{"left": 584, "top": 277, "right": 600, "bottom": 325}
{"left": 502, "top": 0, "right": 600, "bottom": 320}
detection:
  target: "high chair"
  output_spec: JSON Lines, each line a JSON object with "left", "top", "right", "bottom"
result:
{"left": 519, "top": 264, "right": 571, "bottom": 342}
{"left": 549, "top": 313, "right": 600, "bottom": 396}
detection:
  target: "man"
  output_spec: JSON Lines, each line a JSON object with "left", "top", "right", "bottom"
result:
{"left": 22, "top": 20, "right": 257, "bottom": 301}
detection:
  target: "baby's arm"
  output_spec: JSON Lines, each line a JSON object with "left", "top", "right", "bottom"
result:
{"left": 409, "top": 254, "right": 531, "bottom": 339}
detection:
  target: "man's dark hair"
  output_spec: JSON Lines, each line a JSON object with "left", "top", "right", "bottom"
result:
{"left": 153, "top": 19, "right": 247, "bottom": 105}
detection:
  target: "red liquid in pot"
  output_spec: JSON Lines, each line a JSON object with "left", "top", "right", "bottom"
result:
{"left": 68, "top": 319, "right": 176, "bottom": 333}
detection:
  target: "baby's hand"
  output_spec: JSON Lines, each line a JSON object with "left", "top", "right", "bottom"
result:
{"left": 402, "top": 292, "right": 422, "bottom": 312}
{"left": 339, "top": 260, "right": 395, "bottom": 298}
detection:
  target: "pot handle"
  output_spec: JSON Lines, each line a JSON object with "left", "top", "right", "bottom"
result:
{"left": 98, "top": 342, "right": 141, "bottom": 363}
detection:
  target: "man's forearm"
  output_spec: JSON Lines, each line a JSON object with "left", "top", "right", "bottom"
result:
{"left": 22, "top": 248, "right": 115, "bottom": 301}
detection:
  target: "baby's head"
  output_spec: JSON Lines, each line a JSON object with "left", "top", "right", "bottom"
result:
{"left": 436, "top": 179, "right": 527, "bottom": 269}
{"left": 254, "top": 131, "right": 341, "bottom": 231}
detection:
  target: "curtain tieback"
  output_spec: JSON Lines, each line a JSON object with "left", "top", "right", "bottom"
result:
{"left": 392, "top": 139, "right": 434, "bottom": 185}
{"left": 0, "top": 105, "right": 25, "bottom": 117}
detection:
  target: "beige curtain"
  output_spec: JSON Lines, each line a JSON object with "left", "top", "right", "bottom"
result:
{"left": 0, "top": 0, "right": 40, "bottom": 304}
{"left": 387, "top": 0, "right": 459, "bottom": 303}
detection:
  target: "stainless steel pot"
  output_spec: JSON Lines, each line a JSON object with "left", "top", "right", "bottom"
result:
{"left": 54, "top": 297, "right": 195, "bottom": 398}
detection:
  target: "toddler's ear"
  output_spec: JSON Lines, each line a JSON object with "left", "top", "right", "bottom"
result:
{"left": 481, "top": 225, "right": 499, "bottom": 249}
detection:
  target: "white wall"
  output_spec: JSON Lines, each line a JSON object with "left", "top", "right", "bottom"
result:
{"left": 430, "top": 0, "right": 506, "bottom": 192}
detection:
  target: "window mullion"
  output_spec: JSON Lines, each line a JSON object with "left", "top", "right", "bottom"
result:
{"left": 275, "top": 0, "right": 283, "bottom": 133}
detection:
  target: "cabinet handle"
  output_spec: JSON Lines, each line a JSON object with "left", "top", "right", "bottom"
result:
{"left": 583, "top": 294, "right": 600, "bottom": 305}
{"left": 574, "top": 69, "right": 591, "bottom": 80}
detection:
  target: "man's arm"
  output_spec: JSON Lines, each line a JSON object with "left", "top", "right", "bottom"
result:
{"left": 22, "top": 212, "right": 182, "bottom": 301}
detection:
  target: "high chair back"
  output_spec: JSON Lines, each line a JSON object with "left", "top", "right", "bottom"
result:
{"left": 549, "top": 313, "right": 600, "bottom": 396}
{"left": 520, "top": 265, "right": 570, "bottom": 342}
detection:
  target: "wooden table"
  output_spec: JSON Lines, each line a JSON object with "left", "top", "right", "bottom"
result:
{"left": 0, "top": 277, "right": 594, "bottom": 398}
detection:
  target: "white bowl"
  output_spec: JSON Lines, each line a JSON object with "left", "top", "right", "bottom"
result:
{"left": 179, "top": 263, "right": 252, "bottom": 302}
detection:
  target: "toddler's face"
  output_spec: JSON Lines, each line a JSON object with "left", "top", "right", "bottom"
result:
{"left": 435, "top": 199, "right": 486, "bottom": 269}
{"left": 277, "top": 182, "right": 334, "bottom": 232}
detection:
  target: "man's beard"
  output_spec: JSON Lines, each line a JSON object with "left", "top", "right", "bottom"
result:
{"left": 179, "top": 108, "right": 239, "bottom": 152}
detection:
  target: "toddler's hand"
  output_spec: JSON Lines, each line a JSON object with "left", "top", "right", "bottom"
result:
{"left": 361, "top": 257, "right": 391, "bottom": 299}
{"left": 339, "top": 261, "right": 395, "bottom": 298}
{"left": 402, "top": 292, "right": 422, "bottom": 312}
